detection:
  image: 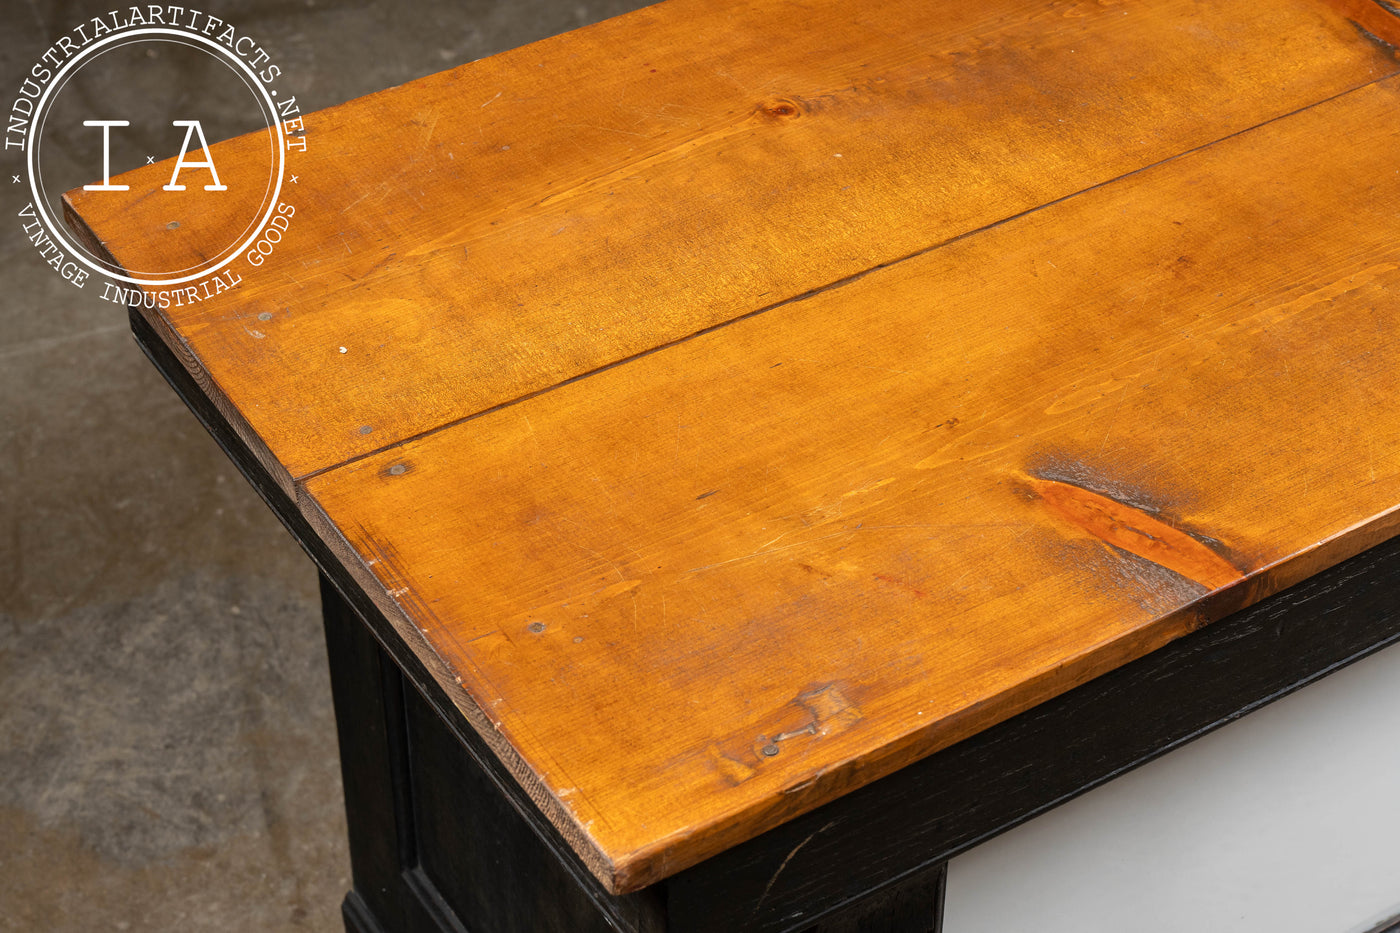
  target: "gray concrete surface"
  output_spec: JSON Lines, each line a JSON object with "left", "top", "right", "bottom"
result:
{"left": 0, "top": 2, "right": 652, "bottom": 929}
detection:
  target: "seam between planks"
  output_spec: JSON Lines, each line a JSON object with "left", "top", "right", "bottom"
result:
{"left": 293, "top": 68, "right": 1400, "bottom": 482}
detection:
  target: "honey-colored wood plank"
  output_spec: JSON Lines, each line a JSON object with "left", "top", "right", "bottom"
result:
{"left": 65, "top": 0, "right": 1398, "bottom": 487}
{"left": 303, "top": 75, "right": 1400, "bottom": 892}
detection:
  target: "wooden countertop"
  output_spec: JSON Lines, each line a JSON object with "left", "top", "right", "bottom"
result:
{"left": 66, "top": 0, "right": 1400, "bottom": 894}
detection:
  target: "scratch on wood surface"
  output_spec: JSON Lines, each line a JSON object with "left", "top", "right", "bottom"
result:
{"left": 522, "top": 88, "right": 847, "bottom": 214}
{"left": 1095, "top": 387, "right": 1128, "bottom": 456}
{"left": 415, "top": 109, "right": 440, "bottom": 150}
{"left": 538, "top": 517, "right": 628, "bottom": 582}
{"left": 559, "top": 122, "right": 650, "bottom": 138}
{"left": 773, "top": 723, "right": 819, "bottom": 742}
{"left": 685, "top": 528, "right": 858, "bottom": 573}
{"left": 753, "top": 820, "right": 838, "bottom": 915}
{"left": 755, "top": 531, "right": 792, "bottom": 551}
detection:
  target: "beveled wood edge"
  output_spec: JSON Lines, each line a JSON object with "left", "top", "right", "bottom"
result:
{"left": 341, "top": 891, "right": 389, "bottom": 933}
{"left": 62, "top": 196, "right": 297, "bottom": 500}
{"left": 295, "top": 487, "right": 622, "bottom": 890}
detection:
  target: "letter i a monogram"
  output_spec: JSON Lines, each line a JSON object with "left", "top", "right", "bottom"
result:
{"left": 81, "top": 119, "right": 228, "bottom": 192}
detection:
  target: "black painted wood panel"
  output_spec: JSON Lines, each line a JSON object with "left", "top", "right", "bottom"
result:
{"left": 403, "top": 672, "right": 627, "bottom": 933}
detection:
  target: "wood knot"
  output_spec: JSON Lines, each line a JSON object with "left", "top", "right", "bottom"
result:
{"left": 756, "top": 97, "right": 804, "bottom": 120}
{"left": 1023, "top": 474, "right": 1243, "bottom": 591}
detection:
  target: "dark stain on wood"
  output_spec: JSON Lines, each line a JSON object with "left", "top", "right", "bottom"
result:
{"left": 1353, "top": 20, "right": 1400, "bottom": 51}
{"left": 1323, "top": 0, "right": 1400, "bottom": 49}
{"left": 1022, "top": 470, "right": 1243, "bottom": 592}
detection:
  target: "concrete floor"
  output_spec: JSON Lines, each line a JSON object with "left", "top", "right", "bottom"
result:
{"left": 0, "top": 2, "right": 651, "bottom": 930}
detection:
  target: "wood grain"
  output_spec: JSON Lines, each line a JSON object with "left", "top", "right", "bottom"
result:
{"left": 66, "top": 0, "right": 1400, "bottom": 898}
{"left": 64, "top": 0, "right": 1398, "bottom": 485}
{"left": 124, "top": 302, "right": 1400, "bottom": 931}
{"left": 668, "top": 532, "right": 1400, "bottom": 933}
{"left": 299, "top": 76, "right": 1400, "bottom": 890}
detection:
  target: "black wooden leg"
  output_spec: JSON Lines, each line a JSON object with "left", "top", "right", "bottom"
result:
{"left": 321, "top": 572, "right": 423, "bottom": 933}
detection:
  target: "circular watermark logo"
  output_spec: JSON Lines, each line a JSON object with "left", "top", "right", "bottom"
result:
{"left": 6, "top": 8, "right": 306, "bottom": 306}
